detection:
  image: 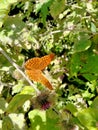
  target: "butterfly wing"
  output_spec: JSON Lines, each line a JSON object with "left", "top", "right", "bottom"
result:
{"left": 24, "top": 53, "right": 55, "bottom": 70}
{"left": 24, "top": 57, "right": 41, "bottom": 70}
{"left": 25, "top": 53, "right": 55, "bottom": 90}
{"left": 25, "top": 69, "right": 53, "bottom": 90}
{"left": 39, "top": 53, "right": 55, "bottom": 70}
{"left": 25, "top": 69, "right": 41, "bottom": 81}
{"left": 38, "top": 72, "right": 53, "bottom": 90}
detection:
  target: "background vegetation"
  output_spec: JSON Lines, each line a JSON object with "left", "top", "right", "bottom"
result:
{"left": 0, "top": 0, "right": 98, "bottom": 130}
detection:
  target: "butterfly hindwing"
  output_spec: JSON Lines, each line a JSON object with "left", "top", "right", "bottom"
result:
{"left": 25, "top": 69, "right": 53, "bottom": 90}
{"left": 25, "top": 69, "right": 41, "bottom": 81}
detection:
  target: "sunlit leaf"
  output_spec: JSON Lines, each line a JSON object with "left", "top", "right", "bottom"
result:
{"left": 12, "top": 80, "right": 24, "bottom": 95}
{"left": 20, "top": 86, "right": 35, "bottom": 95}
{"left": 77, "top": 108, "right": 98, "bottom": 130}
{"left": 91, "top": 97, "right": 98, "bottom": 109}
{"left": 0, "top": 0, "right": 19, "bottom": 27}
{"left": 9, "top": 113, "right": 26, "bottom": 130}
{"left": 6, "top": 94, "right": 32, "bottom": 113}
{"left": 91, "top": 22, "right": 96, "bottom": 33}
{"left": 66, "top": 103, "right": 78, "bottom": 116}
{"left": 28, "top": 109, "right": 60, "bottom": 130}
{"left": 2, "top": 116, "right": 14, "bottom": 130}
{"left": 35, "top": 0, "right": 53, "bottom": 24}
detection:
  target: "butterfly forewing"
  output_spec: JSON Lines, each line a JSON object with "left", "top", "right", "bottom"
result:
{"left": 24, "top": 53, "right": 55, "bottom": 70}
{"left": 40, "top": 53, "right": 55, "bottom": 70}
{"left": 24, "top": 58, "right": 41, "bottom": 70}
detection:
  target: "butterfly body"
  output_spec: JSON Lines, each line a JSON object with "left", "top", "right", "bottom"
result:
{"left": 24, "top": 53, "right": 55, "bottom": 90}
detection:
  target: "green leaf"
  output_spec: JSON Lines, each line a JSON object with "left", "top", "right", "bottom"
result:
{"left": 28, "top": 110, "right": 46, "bottom": 130}
{"left": 9, "top": 113, "right": 27, "bottom": 130}
{"left": 69, "top": 50, "right": 98, "bottom": 81}
{"left": 20, "top": 86, "right": 35, "bottom": 95}
{"left": 66, "top": 103, "right": 78, "bottom": 116}
{"left": 29, "top": 109, "right": 46, "bottom": 122}
{"left": 7, "top": 0, "right": 19, "bottom": 4}
{"left": 0, "top": 0, "right": 19, "bottom": 27}
{"left": 2, "top": 116, "right": 14, "bottom": 130}
{"left": 4, "top": 15, "right": 25, "bottom": 37}
{"left": 93, "top": 34, "right": 98, "bottom": 44}
{"left": 73, "top": 33, "right": 91, "bottom": 53}
{"left": 77, "top": 108, "right": 98, "bottom": 130}
{"left": 28, "top": 109, "right": 60, "bottom": 130}
{"left": 0, "top": 98, "right": 8, "bottom": 113}
{"left": 0, "top": 9, "right": 8, "bottom": 27}
{"left": 50, "top": 0, "right": 65, "bottom": 19}
{"left": 35, "top": 0, "right": 53, "bottom": 25}
{"left": 91, "top": 22, "right": 96, "bottom": 33}
{"left": 91, "top": 97, "right": 98, "bottom": 109}
{"left": 12, "top": 80, "right": 24, "bottom": 95}
{"left": 40, "top": 4, "right": 49, "bottom": 24}
{"left": 6, "top": 94, "right": 32, "bottom": 113}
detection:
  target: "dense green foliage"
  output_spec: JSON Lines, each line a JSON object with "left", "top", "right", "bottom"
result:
{"left": 0, "top": 0, "right": 98, "bottom": 129}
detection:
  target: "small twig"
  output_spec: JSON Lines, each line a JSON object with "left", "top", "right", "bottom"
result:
{"left": 39, "top": 27, "right": 98, "bottom": 37}
{"left": 0, "top": 47, "right": 40, "bottom": 94}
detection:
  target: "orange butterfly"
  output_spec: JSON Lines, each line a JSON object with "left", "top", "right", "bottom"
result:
{"left": 24, "top": 53, "right": 55, "bottom": 90}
